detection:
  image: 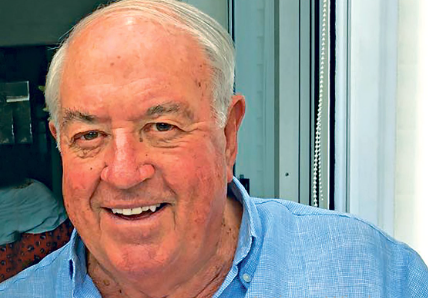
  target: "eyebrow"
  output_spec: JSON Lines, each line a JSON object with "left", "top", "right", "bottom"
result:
{"left": 60, "top": 102, "right": 194, "bottom": 130}
{"left": 61, "top": 109, "right": 99, "bottom": 130}
{"left": 146, "top": 102, "right": 194, "bottom": 120}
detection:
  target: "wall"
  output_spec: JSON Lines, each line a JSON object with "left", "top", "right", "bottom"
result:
{"left": 234, "top": 0, "right": 277, "bottom": 198}
{"left": 340, "top": 0, "right": 397, "bottom": 236}
{"left": 394, "top": 0, "right": 428, "bottom": 263}
{"left": 338, "top": 0, "right": 428, "bottom": 262}
{"left": 184, "top": 0, "right": 228, "bottom": 29}
{"left": 0, "top": 0, "right": 109, "bottom": 47}
{"left": 234, "top": 0, "right": 312, "bottom": 202}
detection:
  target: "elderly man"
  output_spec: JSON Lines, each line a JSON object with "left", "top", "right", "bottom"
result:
{"left": 1, "top": 0, "right": 427, "bottom": 297}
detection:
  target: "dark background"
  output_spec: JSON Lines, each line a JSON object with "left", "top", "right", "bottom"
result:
{"left": 0, "top": 1, "right": 111, "bottom": 197}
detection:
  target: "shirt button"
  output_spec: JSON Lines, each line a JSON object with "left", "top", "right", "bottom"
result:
{"left": 242, "top": 273, "right": 252, "bottom": 283}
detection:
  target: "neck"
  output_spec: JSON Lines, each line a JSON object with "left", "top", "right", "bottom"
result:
{"left": 88, "top": 197, "right": 243, "bottom": 298}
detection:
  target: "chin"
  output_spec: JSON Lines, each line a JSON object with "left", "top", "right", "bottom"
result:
{"left": 102, "top": 241, "right": 178, "bottom": 276}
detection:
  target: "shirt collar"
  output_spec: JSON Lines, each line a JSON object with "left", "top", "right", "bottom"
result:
{"left": 228, "top": 177, "right": 262, "bottom": 288}
{"left": 68, "top": 229, "right": 88, "bottom": 294}
{"left": 229, "top": 177, "right": 260, "bottom": 265}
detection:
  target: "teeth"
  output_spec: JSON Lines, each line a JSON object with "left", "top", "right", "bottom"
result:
{"left": 111, "top": 204, "right": 162, "bottom": 216}
{"left": 131, "top": 207, "right": 142, "bottom": 215}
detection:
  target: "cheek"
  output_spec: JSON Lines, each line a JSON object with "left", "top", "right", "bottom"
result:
{"left": 61, "top": 154, "right": 104, "bottom": 206}
{"left": 61, "top": 158, "right": 105, "bottom": 233}
{"left": 163, "top": 139, "right": 226, "bottom": 193}
{"left": 160, "top": 138, "right": 228, "bottom": 224}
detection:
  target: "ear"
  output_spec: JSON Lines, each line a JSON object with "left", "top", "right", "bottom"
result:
{"left": 48, "top": 121, "right": 58, "bottom": 142}
{"left": 224, "top": 94, "right": 246, "bottom": 183}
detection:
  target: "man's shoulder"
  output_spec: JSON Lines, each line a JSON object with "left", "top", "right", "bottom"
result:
{"left": 0, "top": 241, "right": 72, "bottom": 297}
{"left": 249, "top": 196, "right": 417, "bottom": 261}
{"left": 245, "top": 197, "right": 428, "bottom": 297}
{"left": 252, "top": 197, "right": 391, "bottom": 236}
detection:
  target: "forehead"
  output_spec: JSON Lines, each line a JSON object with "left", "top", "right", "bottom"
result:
{"left": 62, "top": 15, "right": 210, "bottom": 82}
{"left": 69, "top": 14, "right": 209, "bottom": 74}
{"left": 60, "top": 14, "right": 211, "bottom": 101}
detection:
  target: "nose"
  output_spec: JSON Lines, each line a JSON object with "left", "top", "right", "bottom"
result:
{"left": 100, "top": 132, "right": 154, "bottom": 189}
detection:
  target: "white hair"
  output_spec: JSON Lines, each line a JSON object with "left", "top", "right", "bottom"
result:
{"left": 45, "top": 0, "right": 235, "bottom": 138}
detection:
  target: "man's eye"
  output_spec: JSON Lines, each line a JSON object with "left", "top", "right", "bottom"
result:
{"left": 70, "top": 130, "right": 106, "bottom": 152}
{"left": 142, "top": 123, "right": 180, "bottom": 142}
{"left": 81, "top": 131, "right": 100, "bottom": 140}
{"left": 154, "top": 123, "right": 174, "bottom": 132}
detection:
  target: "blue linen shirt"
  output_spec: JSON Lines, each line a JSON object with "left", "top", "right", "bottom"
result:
{"left": 1, "top": 178, "right": 427, "bottom": 297}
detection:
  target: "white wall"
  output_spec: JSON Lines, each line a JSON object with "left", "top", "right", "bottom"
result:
{"left": 337, "top": 0, "right": 428, "bottom": 262}
{"left": 344, "top": 0, "right": 397, "bottom": 236}
{"left": 394, "top": 0, "right": 428, "bottom": 263}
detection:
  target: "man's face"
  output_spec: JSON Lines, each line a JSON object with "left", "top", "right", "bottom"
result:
{"left": 53, "top": 16, "right": 242, "bottom": 285}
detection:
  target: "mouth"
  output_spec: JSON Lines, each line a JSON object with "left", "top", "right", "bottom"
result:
{"left": 107, "top": 203, "right": 168, "bottom": 220}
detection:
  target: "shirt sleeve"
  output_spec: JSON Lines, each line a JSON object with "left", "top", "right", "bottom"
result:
{"left": 405, "top": 249, "right": 428, "bottom": 297}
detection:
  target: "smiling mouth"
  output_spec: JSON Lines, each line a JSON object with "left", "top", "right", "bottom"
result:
{"left": 108, "top": 203, "right": 168, "bottom": 220}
